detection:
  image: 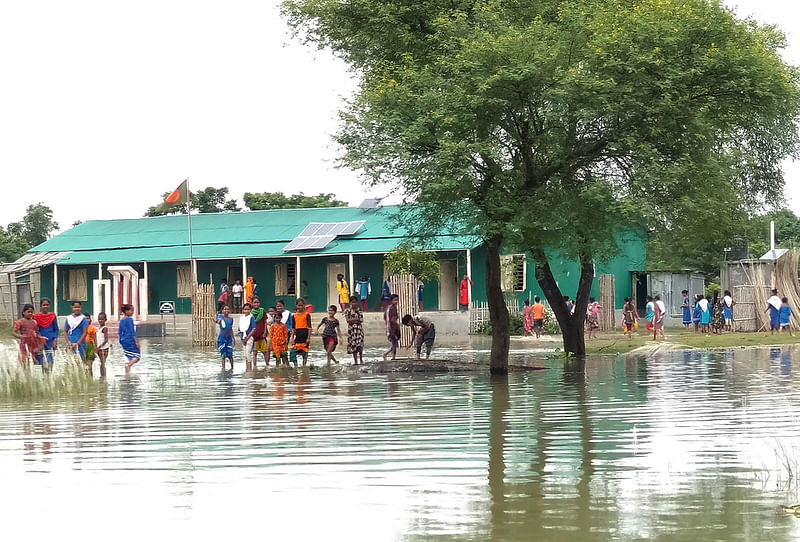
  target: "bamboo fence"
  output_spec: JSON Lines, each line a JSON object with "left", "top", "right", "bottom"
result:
{"left": 598, "top": 274, "right": 616, "bottom": 331}
{"left": 192, "top": 282, "right": 216, "bottom": 346}
{"left": 469, "top": 298, "right": 520, "bottom": 334}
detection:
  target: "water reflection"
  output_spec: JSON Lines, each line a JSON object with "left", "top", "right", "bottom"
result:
{"left": 1, "top": 340, "right": 800, "bottom": 540}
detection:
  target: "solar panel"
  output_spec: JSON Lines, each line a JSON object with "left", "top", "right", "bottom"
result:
{"left": 299, "top": 223, "right": 324, "bottom": 236}
{"left": 283, "top": 234, "right": 336, "bottom": 252}
{"left": 283, "top": 221, "right": 365, "bottom": 252}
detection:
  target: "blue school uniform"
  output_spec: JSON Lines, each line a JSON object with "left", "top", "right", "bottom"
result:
{"left": 700, "top": 304, "right": 711, "bottom": 325}
{"left": 770, "top": 306, "right": 781, "bottom": 330}
{"left": 217, "top": 315, "right": 234, "bottom": 358}
{"left": 692, "top": 301, "right": 701, "bottom": 325}
{"left": 119, "top": 317, "right": 140, "bottom": 360}
{"left": 682, "top": 296, "right": 691, "bottom": 325}
{"left": 780, "top": 305, "right": 792, "bottom": 327}
{"left": 65, "top": 316, "right": 88, "bottom": 358}
{"left": 35, "top": 316, "right": 59, "bottom": 365}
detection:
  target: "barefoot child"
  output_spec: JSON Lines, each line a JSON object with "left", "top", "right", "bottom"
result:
{"left": 216, "top": 305, "right": 235, "bottom": 370}
{"left": 33, "top": 298, "right": 59, "bottom": 371}
{"left": 317, "top": 305, "right": 342, "bottom": 364}
{"left": 270, "top": 312, "right": 289, "bottom": 367}
{"left": 289, "top": 298, "right": 312, "bottom": 367}
{"left": 623, "top": 297, "right": 638, "bottom": 339}
{"left": 586, "top": 297, "right": 601, "bottom": 340}
{"left": 64, "top": 301, "right": 88, "bottom": 363}
{"left": 14, "top": 304, "right": 41, "bottom": 367}
{"left": 119, "top": 304, "right": 141, "bottom": 373}
{"left": 345, "top": 295, "right": 364, "bottom": 365}
{"left": 83, "top": 313, "right": 97, "bottom": 374}
{"left": 238, "top": 303, "right": 255, "bottom": 367}
{"left": 780, "top": 297, "right": 793, "bottom": 336}
{"left": 402, "top": 314, "right": 436, "bottom": 360}
{"left": 383, "top": 294, "right": 400, "bottom": 361}
{"left": 96, "top": 312, "right": 110, "bottom": 377}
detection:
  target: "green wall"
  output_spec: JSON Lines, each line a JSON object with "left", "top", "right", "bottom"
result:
{"left": 147, "top": 261, "right": 192, "bottom": 315}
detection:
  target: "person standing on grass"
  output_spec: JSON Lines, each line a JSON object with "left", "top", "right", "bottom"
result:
{"left": 780, "top": 297, "right": 793, "bottom": 336}
{"left": 653, "top": 296, "right": 665, "bottom": 340}
{"left": 64, "top": 301, "right": 88, "bottom": 362}
{"left": 402, "top": 314, "right": 436, "bottom": 360}
{"left": 383, "top": 294, "right": 401, "bottom": 361}
{"left": 693, "top": 294, "right": 703, "bottom": 332}
{"left": 14, "top": 304, "right": 41, "bottom": 367}
{"left": 699, "top": 295, "right": 711, "bottom": 334}
{"left": 532, "top": 297, "right": 546, "bottom": 339}
{"left": 317, "top": 305, "right": 342, "bottom": 364}
{"left": 95, "top": 312, "right": 110, "bottom": 378}
{"left": 459, "top": 274, "right": 473, "bottom": 311}
{"left": 33, "top": 298, "right": 59, "bottom": 370}
{"left": 644, "top": 296, "right": 655, "bottom": 333}
{"left": 723, "top": 290, "right": 734, "bottom": 332}
{"left": 681, "top": 290, "right": 691, "bottom": 330}
{"left": 345, "top": 295, "right": 365, "bottom": 365}
{"left": 586, "top": 297, "right": 601, "bottom": 340}
{"left": 767, "top": 288, "right": 782, "bottom": 334}
{"left": 711, "top": 292, "right": 724, "bottom": 334}
{"left": 232, "top": 280, "right": 243, "bottom": 313}
{"left": 216, "top": 305, "right": 235, "bottom": 371}
{"left": 623, "top": 298, "right": 638, "bottom": 339}
{"left": 119, "top": 303, "right": 140, "bottom": 373}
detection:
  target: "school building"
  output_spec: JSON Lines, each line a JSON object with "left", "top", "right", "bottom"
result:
{"left": 3, "top": 205, "right": 645, "bottom": 328}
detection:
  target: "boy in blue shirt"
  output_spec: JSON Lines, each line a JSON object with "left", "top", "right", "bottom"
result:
{"left": 216, "top": 305, "right": 235, "bottom": 370}
{"left": 119, "top": 303, "right": 140, "bottom": 373}
{"left": 780, "top": 297, "right": 793, "bottom": 336}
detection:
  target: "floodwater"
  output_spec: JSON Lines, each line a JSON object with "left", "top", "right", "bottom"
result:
{"left": 2, "top": 338, "right": 800, "bottom": 541}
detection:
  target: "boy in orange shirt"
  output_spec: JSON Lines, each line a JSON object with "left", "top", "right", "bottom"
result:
{"left": 290, "top": 298, "right": 312, "bottom": 367}
{"left": 532, "top": 296, "right": 546, "bottom": 339}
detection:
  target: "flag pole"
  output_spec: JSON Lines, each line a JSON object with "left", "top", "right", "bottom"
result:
{"left": 185, "top": 177, "right": 196, "bottom": 283}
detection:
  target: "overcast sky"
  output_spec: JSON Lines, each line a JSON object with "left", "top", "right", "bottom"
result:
{"left": 0, "top": 0, "right": 797, "bottom": 231}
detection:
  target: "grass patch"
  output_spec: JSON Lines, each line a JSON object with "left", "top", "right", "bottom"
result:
{"left": 0, "top": 323, "right": 13, "bottom": 341}
{"left": 0, "top": 362, "right": 107, "bottom": 401}
{"left": 584, "top": 330, "right": 800, "bottom": 355}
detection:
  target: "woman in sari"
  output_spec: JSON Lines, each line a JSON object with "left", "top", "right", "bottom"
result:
{"left": 522, "top": 299, "right": 534, "bottom": 336}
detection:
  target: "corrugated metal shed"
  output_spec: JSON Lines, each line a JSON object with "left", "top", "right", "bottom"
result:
{"left": 25, "top": 206, "right": 480, "bottom": 265}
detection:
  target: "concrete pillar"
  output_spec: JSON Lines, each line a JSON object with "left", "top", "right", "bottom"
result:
{"left": 242, "top": 257, "right": 248, "bottom": 282}
{"left": 296, "top": 256, "right": 301, "bottom": 301}
{"left": 348, "top": 253, "right": 355, "bottom": 301}
{"left": 53, "top": 264, "right": 58, "bottom": 317}
{"left": 466, "top": 248, "right": 472, "bottom": 309}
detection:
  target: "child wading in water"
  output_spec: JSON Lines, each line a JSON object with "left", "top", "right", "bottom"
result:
{"left": 317, "top": 305, "right": 342, "bottom": 364}
{"left": 402, "top": 314, "right": 436, "bottom": 359}
{"left": 33, "top": 298, "right": 59, "bottom": 371}
{"left": 64, "top": 301, "right": 88, "bottom": 363}
{"left": 238, "top": 303, "right": 256, "bottom": 368}
{"left": 345, "top": 295, "right": 364, "bottom": 365}
{"left": 216, "top": 305, "right": 235, "bottom": 370}
{"left": 246, "top": 298, "right": 270, "bottom": 369}
{"left": 289, "top": 298, "right": 312, "bottom": 367}
{"left": 83, "top": 313, "right": 97, "bottom": 374}
{"left": 270, "top": 311, "right": 289, "bottom": 367}
{"left": 14, "top": 304, "right": 42, "bottom": 367}
{"left": 96, "top": 312, "right": 110, "bottom": 377}
{"left": 119, "top": 304, "right": 141, "bottom": 373}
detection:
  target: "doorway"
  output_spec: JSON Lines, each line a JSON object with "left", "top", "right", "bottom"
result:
{"left": 439, "top": 259, "right": 458, "bottom": 311}
{"left": 327, "top": 263, "right": 347, "bottom": 307}
{"left": 227, "top": 265, "right": 243, "bottom": 286}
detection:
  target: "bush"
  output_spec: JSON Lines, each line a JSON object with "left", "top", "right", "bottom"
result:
{"left": 474, "top": 306, "right": 561, "bottom": 336}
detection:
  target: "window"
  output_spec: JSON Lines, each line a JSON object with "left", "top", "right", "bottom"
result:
{"left": 63, "top": 269, "right": 88, "bottom": 301}
{"left": 275, "top": 263, "right": 297, "bottom": 296}
{"left": 500, "top": 254, "right": 526, "bottom": 292}
{"left": 177, "top": 265, "right": 192, "bottom": 298}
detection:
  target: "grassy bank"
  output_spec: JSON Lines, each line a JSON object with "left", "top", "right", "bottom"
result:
{"left": 583, "top": 331, "right": 800, "bottom": 355}
{"left": 0, "top": 322, "right": 13, "bottom": 341}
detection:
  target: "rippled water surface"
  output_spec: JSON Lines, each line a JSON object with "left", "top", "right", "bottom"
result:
{"left": 3, "top": 338, "right": 800, "bottom": 540}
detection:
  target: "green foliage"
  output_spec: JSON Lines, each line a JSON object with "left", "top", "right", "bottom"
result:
{"left": 7, "top": 203, "right": 59, "bottom": 248}
{"left": 383, "top": 243, "right": 440, "bottom": 282}
{"left": 145, "top": 187, "right": 240, "bottom": 216}
{"left": 243, "top": 192, "right": 347, "bottom": 211}
{"left": 0, "top": 227, "right": 29, "bottom": 263}
{"left": 475, "top": 303, "right": 560, "bottom": 336}
{"left": 705, "top": 282, "right": 721, "bottom": 298}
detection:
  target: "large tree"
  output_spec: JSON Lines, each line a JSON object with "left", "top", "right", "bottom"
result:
{"left": 0, "top": 227, "right": 29, "bottom": 263}
{"left": 243, "top": 192, "right": 347, "bottom": 211}
{"left": 284, "top": 0, "right": 800, "bottom": 363}
{"left": 144, "top": 187, "right": 240, "bottom": 216}
{"left": 7, "top": 203, "right": 59, "bottom": 248}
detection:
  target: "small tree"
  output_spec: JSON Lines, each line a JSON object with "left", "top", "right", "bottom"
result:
{"left": 144, "top": 187, "right": 240, "bottom": 216}
{"left": 384, "top": 243, "right": 440, "bottom": 283}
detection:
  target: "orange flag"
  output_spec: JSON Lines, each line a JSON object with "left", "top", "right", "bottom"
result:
{"left": 165, "top": 179, "right": 189, "bottom": 206}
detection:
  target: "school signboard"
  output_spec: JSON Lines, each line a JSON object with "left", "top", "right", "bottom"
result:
{"left": 159, "top": 301, "right": 176, "bottom": 315}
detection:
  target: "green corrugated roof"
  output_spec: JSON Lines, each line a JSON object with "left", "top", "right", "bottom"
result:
{"left": 29, "top": 206, "right": 480, "bottom": 265}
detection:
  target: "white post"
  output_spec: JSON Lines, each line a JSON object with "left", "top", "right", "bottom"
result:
{"left": 770, "top": 220, "right": 776, "bottom": 254}
{"left": 141, "top": 262, "right": 149, "bottom": 320}
{"left": 296, "top": 256, "right": 302, "bottom": 301}
{"left": 348, "top": 253, "right": 355, "bottom": 301}
{"left": 242, "top": 257, "right": 248, "bottom": 283}
{"left": 53, "top": 264, "right": 58, "bottom": 317}
{"left": 466, "top": 248, "right": 472, "bottom": 309}
{"left": 192, "top": 259, "right": 198, "bottom": 283}
{"left": 111, "top": 273, "right": 120, "bottom": 319}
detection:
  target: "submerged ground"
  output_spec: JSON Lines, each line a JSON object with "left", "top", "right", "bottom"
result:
{"left": 2, "top": 335, "right": 800, "bottom": 540}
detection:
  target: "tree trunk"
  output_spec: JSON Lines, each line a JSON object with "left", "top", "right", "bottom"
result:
{"left": 486, "top": 234, "right": 510, "bottom": 374}
{"left": 532, "top": 246, "right": 595, "bottom": 357}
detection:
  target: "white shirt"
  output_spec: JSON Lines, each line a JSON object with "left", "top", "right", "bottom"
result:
{"left": 656, "top": 300, "right": 666, "bottom": 314}
{"left": 768, "top": 295, "right": 782, "bottom": 311}
{"left": 238, "top": 314, "right": 253, "bottom": 338}
{"left": 698, "top": 298, "right": 709, "bottom": 312}
{"left": 723, "top": 295, "right": 733, "bottom": 308}
{"left": 232, "top": 284, "right": 243, "bottom": 297}
{"left": 281, "top": 309, "right": 291, "bottom": 324}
